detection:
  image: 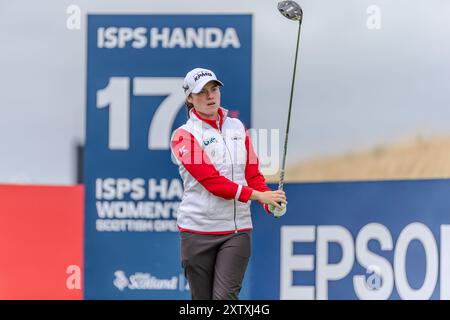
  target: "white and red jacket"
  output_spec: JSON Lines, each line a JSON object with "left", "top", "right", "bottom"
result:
{"left": 171, "top": 107, "right": 271, "bottom": 234}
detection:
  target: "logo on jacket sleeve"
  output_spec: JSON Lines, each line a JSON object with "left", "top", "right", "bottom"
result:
{"left": 178, "top": 145, "right": 188, "bottom": 157}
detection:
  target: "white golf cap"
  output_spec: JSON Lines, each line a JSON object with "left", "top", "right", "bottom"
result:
{"left": 182, "top": 68, "right": 224, "bottom": 97}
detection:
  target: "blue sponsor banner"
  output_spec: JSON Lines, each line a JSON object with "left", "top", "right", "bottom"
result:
{"left": 250, "top": 179, "right": 450, "bottom": 300}
{"left": 85, "top": 14, "right": 252, "bottom": 299}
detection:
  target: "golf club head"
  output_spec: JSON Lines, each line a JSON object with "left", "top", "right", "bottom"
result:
{"left": 277, "top": 1, "right": 303, "bottom": 22}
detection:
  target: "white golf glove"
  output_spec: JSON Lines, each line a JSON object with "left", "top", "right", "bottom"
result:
{"left": 269, "top": 203, "right": 287, "bottom": 218}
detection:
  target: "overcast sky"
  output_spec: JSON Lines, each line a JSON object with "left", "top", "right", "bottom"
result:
{"left": 1, "top": 0, "right": 449, "bottom": 184}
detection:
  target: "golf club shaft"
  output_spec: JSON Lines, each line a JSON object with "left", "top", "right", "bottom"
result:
{"left": 279, "top": 21, "right": 302, "bottom": 191}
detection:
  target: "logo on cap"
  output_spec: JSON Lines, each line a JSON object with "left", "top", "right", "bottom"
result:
{"left": 194, "top": 71, "right": 213, "bottom": 82}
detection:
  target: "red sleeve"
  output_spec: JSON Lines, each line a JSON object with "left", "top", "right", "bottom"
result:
{"left": 171, "top": 129, "right": 253, "bottom": 202}
{"left": 244, "top": 128, "right": 272, "bottom": 214}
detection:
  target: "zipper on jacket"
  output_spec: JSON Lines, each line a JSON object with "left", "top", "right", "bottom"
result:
{"left": 221, "top": 134, "right": 238, "bottom": 233}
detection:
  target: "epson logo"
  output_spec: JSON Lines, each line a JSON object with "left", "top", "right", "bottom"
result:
{"left": 281, "top": 223, "right": 450, "bottom": 300}
{"left": 97, "top": 27, "right": 241, "bottom": 49}
{"left": 194, "top": 71, "right": 213, "bottom": 82}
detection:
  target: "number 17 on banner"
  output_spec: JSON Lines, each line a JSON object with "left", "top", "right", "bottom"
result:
{"left": 96, "top": 77, "right": 185, "bottom": 150}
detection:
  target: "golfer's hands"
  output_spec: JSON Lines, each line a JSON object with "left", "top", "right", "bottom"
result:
{"left": 269, "top": 202, "right": 287, "bottom": 218}
{"left": 250, "top": 190, "right": 287, "bottom": 218}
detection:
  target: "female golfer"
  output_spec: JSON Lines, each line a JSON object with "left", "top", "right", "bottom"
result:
{"left": 171, "top": 67, "right": 287, "bottom": 300}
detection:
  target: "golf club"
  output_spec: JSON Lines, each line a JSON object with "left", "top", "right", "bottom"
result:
{"left": 269, "top": 1, "right": 303, "bottom": 218}
{"left": 277, "top": 0, "right": 303, "bottom": 192}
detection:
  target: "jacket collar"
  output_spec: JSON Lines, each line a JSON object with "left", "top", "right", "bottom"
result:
{"left": 190, "top": 107, "right": 228, "bottom": 131}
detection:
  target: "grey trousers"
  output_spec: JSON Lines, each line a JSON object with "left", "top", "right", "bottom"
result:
{"left": 180, "top": 230, "right": 251, "bottom": 300}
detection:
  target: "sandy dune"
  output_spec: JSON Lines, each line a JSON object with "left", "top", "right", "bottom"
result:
{"left": 264, "top": 136, "right": 450, "bottom": 182}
